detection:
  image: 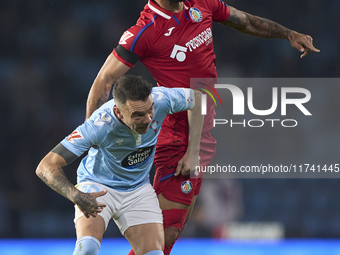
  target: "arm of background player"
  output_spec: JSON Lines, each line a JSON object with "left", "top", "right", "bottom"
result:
{"left": 86, "top": 53, "right": 131, "bottom": 120}
{"left": 36, "top": 145, "right": 107, "bottom": 218}
{"left": 221, "top": 6, "right": 320, "bottom": 58}
{"left": 175, "top": 90, "right": 203, "bottom": 176}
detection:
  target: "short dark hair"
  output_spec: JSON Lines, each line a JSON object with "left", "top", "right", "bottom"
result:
{"left": 113, "top": 75, "right": 153, "bottom": 104}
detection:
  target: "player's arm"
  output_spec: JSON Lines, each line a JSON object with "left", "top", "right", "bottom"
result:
{"left": 221, "top": 6, "right": 320, "bottom": 58}
{"left": 36, "top": 143, "right": 107, "bottom": 218}
{"left": 175, "top": 90, "right": 203, "bottom": 176}
{"left": 86, "top": 53, "right": 130, "bottom": 119}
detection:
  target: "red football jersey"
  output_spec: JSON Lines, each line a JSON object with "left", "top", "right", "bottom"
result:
{"left": 113, "top": 0, "right": 230, "bottom": 134}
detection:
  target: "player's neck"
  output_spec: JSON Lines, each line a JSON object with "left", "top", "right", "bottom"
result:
{"left": 154, "top": 0, "right": 183, "bottom": 13}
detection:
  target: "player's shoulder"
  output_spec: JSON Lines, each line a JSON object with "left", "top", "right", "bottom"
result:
{"left": 191, "top": 0, "right": 229, "bottom": 12}
{"left": 152, "top": 86, "right": 168, "bottom": 93}
{"left": 191, "top": 0, "right": 227, "bottom": 6}
{"left": 126, "top": 4, "right": 159, "bottom": 33}
{"left": 187, "top": 0, "right": 209, "bottom": 9}
{"left": 152, "top": 86, "right": 190, "bottom": 93}
{"left": 121, "top": 3, "right": 167, "bottom": 41}
{"left": 151, "top": 87, "right": 170, "bottom": 104}
{"left": 87, "top": 100, "right": 116, "bottom": 129}
{"left": 152, "top": 87, "right": 190, "bottom": 102}
{"left": 152, "top": 86, "right": 175, "bottom": 96}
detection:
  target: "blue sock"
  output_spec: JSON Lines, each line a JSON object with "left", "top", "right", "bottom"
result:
{"left": 72, "top": 236, "right": 101, "bottom": 255}
{"left": 144, "top": 250, "right": 164, "bottom": 255}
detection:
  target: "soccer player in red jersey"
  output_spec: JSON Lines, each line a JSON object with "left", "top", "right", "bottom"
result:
{"left": 86, "top": 0, "right": 319, "bottom": 254}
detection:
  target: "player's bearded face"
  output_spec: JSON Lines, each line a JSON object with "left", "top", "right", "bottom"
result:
{"left": 116, "top": 96, "right": 154, "bottom": 134}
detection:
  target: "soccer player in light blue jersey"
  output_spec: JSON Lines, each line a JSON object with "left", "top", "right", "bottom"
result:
{"left": 36, "top": 75, "right": 203, "bottom": 255}
{"left": 86, "top": 1, "right": 319, "bottom": 254}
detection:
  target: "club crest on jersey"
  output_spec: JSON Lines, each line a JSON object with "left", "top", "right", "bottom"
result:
{"left": 189, "top": 7, "right": 202, "bottom": 22}
{"left": 181, "top": 180, "right": 193, "bottom": 194}
{"left": 149, "top": 120, "right": 159, "bottom": 134}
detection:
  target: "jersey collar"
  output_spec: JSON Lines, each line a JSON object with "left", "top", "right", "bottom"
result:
{"left": 148, "top": 0, "right": 190, "bottom": 20}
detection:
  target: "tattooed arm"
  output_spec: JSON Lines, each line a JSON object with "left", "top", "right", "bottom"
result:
{"left": 36, "top": 149, "right": 106, "bottom": 218}
{"left": 221, "top": 6, "right": 320, "bottom": 58}
{"left": 86, "top": 53, "right": 130, "bottom": 120}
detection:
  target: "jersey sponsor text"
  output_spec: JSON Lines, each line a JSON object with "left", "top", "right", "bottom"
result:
{"left": 185, "top": 27, "right": 212, "bottom": 52}
{"left": 122, "top": 146, "right": 155, "bottom": 169}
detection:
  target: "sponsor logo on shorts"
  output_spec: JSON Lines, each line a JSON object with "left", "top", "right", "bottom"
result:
{"left": 189, "top": 7, "right": 203, "bottom": 22}
{"left": 181, "top": 180, "right": 193, "bottom": 194}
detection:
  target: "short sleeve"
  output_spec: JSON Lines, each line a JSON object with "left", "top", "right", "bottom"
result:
{"left": 208, "top": 0, "right": 231, "bottom": 23}
{"left": 61, "top": 115, "right": 108, "bottom": 157}
{"left": 154, "top": 87, "right": 195, "bottom": 115}
{"left": 61, "top": 123, "right": 94, "bottom": 157}
{"left": 113, "top": 12, "right": 157, "bottom": 67}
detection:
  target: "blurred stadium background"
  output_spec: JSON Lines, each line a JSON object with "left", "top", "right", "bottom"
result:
{"left": 1, "top": 0, "right": 339, "bottom": 254}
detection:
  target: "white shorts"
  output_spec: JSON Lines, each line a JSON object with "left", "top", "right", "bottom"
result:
{"left": 74, "top": 182, "right": 163, "bottom": 235}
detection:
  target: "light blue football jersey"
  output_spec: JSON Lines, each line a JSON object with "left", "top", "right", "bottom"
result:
{"left": 61, "top": 87, "right": 195, "bottom": 191}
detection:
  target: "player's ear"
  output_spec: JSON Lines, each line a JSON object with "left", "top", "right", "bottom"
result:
{"left": 114, "top": 106, "right": 123, "bottom": 120}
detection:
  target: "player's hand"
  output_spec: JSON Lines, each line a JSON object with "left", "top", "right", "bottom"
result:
{"left": 175, "top": 154, "right": 190, "bottom": 176}
{"left": 175, "top": 151, "right": 199, "bottom": 176}
{"left": 75, "top": 190, "right": 107, "bottom": 218}
{"left": 288, "top": 31, "right": 320, "bottom": 58}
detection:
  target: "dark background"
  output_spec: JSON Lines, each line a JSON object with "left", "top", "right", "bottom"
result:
{"left": 0, "top": 0, "right": 339, "bottom": 238}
